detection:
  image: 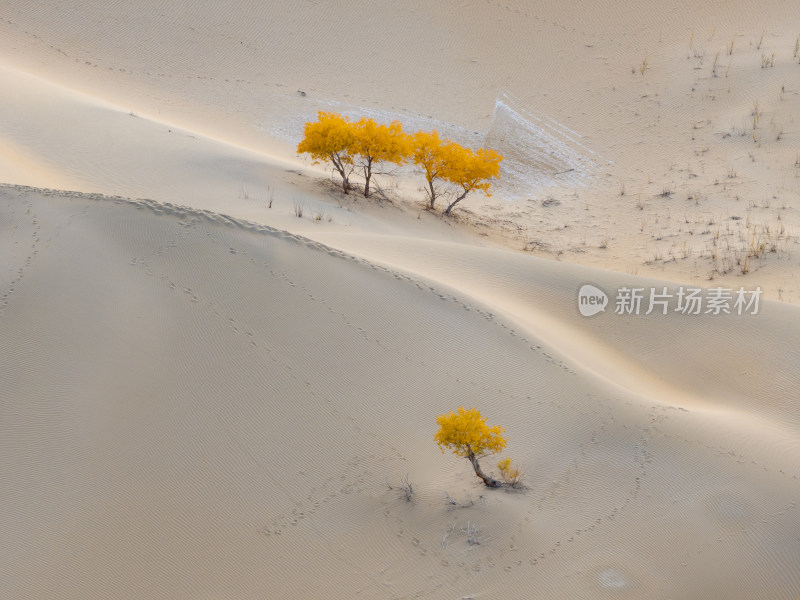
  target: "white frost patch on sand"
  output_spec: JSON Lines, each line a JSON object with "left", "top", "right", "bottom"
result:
{"left": 486, "top": 91, "right": 602, "bottom": 197}
{"left": 598, "top": 567, "right": 631, "bottom": 589}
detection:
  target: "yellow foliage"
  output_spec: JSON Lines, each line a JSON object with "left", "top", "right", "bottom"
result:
{"left": 434, "top": 406, "right": 506, "bottom": 459}
{"left": 297, "top": 111, "right": 356, "bottom": 163}
{"left": 411, "top": 130, "right": 452, "bottom": 209}
{"left": 411, "top": 130, "right": 443, "bottom": 179}
{"left": 297, "top": 112, "right": 502, "bottom": 203}
{"left": 297, "top": 111, "right": 357, "bottom": 193}
{"left": 350, "top": 118, "right": 410, "bottom": 196}
{"left": 497, "top": 458, "right": 512, "bottom": 473}
{"left": 410, "top": 132, "right": 503, "bottom": 212}
{"left": 352, "top": 118, "right": 409, "bottom": 166}
{"left": 440, "top": 145, "right": 502, "bottom": 214}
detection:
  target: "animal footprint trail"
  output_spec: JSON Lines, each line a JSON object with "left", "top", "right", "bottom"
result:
{"left": 132, "top": 234, "right": 412, "bottom": 511}
{"left": 0, "top": 197, "right": 41, "bottom": 320}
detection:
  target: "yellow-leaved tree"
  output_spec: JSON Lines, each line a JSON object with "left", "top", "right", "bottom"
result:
{"left": 351, "top": 118, "right": 410, "bottom": 197}
{"left": 434, "top": 406, "right": 506, "bottom": 487}
{"left": 297, "top": 111, "right": 357, "bottom": 194}
{"left": 441, "top": 146, "right": 503, "bottom": 215}
{"left": 411, "top": 130, "right": 452, "bottom": 210}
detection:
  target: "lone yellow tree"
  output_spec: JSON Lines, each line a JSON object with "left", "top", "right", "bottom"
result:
{"left": 351, "top": 118, "right": 410, "bottom": 197}
{"left": 441, "top": 146, "right": 503, "bottom": 215}
{"left": 434, "top": 406, "right": 506, "bottom": 487}
{"left": 297, "top": 111, "right": 357, "bottom": 194}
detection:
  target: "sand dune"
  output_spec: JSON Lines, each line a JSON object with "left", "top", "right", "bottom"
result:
{"left": 308, "top": 230, "right": 800, "bottom": 428}
{"left": 2, "top": 186, "right": 798, "bottom": 599}
{"left": 1, "top": 1, "right": 799, "bottom": 598}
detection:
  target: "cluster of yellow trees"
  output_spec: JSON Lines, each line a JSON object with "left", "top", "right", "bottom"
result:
{"left": 297, "top": 112, "right": 503, "bottom": 215}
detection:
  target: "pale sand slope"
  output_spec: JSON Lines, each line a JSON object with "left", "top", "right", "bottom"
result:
{"left": 0, "top": 60, "right": 479, "bottom": 246}
{"left": 1, "top": 1, "right": 799, "bottom": 597}
{"left": 1, "top": 0, "right": 799, "bottom": 301}
{"left": 1, "top": 185, "right": 799, "bottom": 599}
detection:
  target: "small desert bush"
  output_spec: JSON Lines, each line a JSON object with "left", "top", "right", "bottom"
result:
{"left": 387, "top": 474, "right": 415, "bottom": 501}
{"left": 497, "top": 458, "right": 524, "bottom": 487}
{"left": 293, "top": 197, "right": 305, "bottom": 217}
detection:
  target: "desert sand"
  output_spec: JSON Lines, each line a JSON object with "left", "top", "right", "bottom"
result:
{"left": 1, "top": 2, "right": 799, "bottom": 599}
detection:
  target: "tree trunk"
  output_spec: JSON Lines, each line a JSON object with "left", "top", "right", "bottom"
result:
{"left": 427, "top": 178, "right": 437, "bottom": 210}
{"left": 467, "top": 450, "right": 501, "bottom": 487}
{"left": 443, "top": 190, "right": 469, "bottom": 215}
{"left": 331, "top": 153, "right": 350, "bottom": 194}
{"left": 363, "top": 158, "right": 373, "bottom": 197}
